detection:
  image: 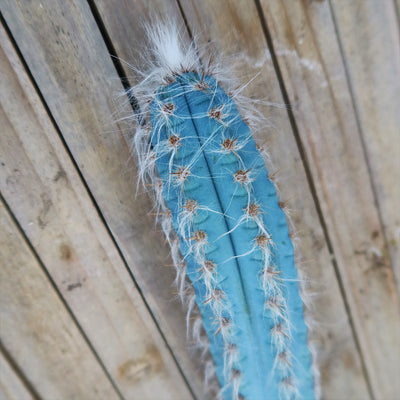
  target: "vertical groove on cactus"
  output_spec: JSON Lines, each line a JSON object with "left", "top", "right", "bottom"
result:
{"left": 127, "top": 22, "right": 318, "bottom": 400}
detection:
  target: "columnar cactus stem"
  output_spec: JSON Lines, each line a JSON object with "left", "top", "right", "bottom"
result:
{"left": 128, "top": 23, "right": 317, "bottom": 400}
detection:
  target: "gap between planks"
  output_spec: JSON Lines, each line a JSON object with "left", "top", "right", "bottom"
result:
{"left": 0, "top": 192, "right": 124, "bottom": 400}
{"left": 327, "top": 0, "right": 398, "bottom": 296}
{"left": 0, "top": 0, "right": 203, "bottom": 395}
{"left": 85, "top": 2, "right": 197, "bottom": 397}
{"left": 0, "top": 13, "right": 195, "bottom": 400}
{"left": 0, "top": 339, "right": 41, "bottom": 400}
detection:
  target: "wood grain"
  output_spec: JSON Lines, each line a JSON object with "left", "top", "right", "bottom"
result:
{"left": 0, "top": 20, "right": 191, "bottom": 400}
{"left": 258, "top": 1, "right": 400, "bottom": 397}
{"left": 0, "top": 351, "right": 34, "bottom": 400}
{"left": 0, "top": 200, "right": 120, "bottom": 399}
{"left": 1, "top": 0, "right": 398, "bottom": 398}
{"left": 175, "top": 0, "right": 371, "bottom": 397}
{"left": 330, "top": 0, "right": 400, "bottom": 299}
{"left": 0, "top": 0, "right": 204, "bottom": 397}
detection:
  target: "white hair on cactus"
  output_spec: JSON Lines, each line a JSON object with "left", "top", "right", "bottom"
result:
{"left": 144, "top": 21, "right": 200, "bottom": 75}
{"left": 121, "top": 19, "right": 321, "bottom": 400}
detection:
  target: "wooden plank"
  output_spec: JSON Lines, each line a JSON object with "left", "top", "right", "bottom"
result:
{"left": 0, "top": 351, "right": 34, "bottom": 400}
{"left": 257, "top": 0, "right": 400, "bottom": 398}
{"left": 0, "top": 22, "right": 191, "bottom": 400}
{"left": 90, "top": 0, "right": 188, "bottom": 73}
{"left": 0, "top": 200, "right": 120, "bottom": 399}
{"left": 0, "top": 0, "right": 206, "bottom": 397}
{"left": 173, "top": 1, "right": 371, "bottom": 398}
{"left": 330, "top": 0, "right": 400, "bottom": 300}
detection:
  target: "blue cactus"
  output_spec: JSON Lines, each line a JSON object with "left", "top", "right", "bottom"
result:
{"left": 142, "top": 70, "right": 315, "bottom": 400}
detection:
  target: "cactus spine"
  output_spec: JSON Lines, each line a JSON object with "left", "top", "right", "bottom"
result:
{"left": 129, "top": 24, "right": 316, "bottom": 400}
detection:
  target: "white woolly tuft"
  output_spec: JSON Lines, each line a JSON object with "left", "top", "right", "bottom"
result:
{"left": 122, "top": 19, "right": 321, "bottom": 400}
{"left": 144, "top": 22, "right": 200, "bottom": 75}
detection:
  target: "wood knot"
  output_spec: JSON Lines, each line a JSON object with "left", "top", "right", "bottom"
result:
{"left": 59, "top": 243, "right": 72, "bottom": 261}
{"left": 117, "top": 346, "right": 163, "bottom": 383}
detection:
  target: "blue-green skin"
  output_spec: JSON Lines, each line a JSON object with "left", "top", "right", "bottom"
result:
{"left": 149, "top": 72, "right": 314, "bottom": 400}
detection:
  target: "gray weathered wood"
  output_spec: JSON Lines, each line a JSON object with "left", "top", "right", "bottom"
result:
{"left": 0, "top": 0, "right": 205, "bottom": 397}
{"left": 0, "top": 21, "right": 192, "bottom": 400}
{"left": 1, "top": 0, "right": 399, "bottom": 398}
{"left": 0, "top": 351, "right": 34, "bottom": 400}
{"left": 0, "top": 200, "right": 120, "bottom": 400}
{"left": 330, "top": 0, "right": 400, "bottom": 299}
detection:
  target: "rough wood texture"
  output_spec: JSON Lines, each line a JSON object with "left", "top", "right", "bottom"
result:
{"left": 0, "top": 21, "right": 191, "bottom": 400}
{"left": 0, "top": 0, "right": 398, "bottom": 398}
{"left": 0, "top": 201, "right": 120, "bottom": 400}
{"left": 0, "top": 0, "right": 204, "bottom": 397}
{"left": 176, "top": 0, "right": 371, "bottom": 397}
{"left": 258, "top": 1, "right": 400, "bottom": 397}
{"left": 330, "top": 0, "right": 400, "bottom": 297}
{"left": 0, "top": 351, "right": 35, "bottom": 400}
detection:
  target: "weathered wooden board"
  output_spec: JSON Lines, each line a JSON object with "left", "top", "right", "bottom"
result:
{"left": 175, "top": 0, "right": 371, "bottom": 398}
{"left": 0, "top": 0, "right": 208, "bottom": 397}
{"left": 330, "top": 0, "right": 400, "bottom": 298}
{"left": 0, "top": 21, "right": 192, "bottom": 400}
{"left": 0, "top": 350, "right": 35, "bottom": 400}
{"left": 1, "top": 0, "right": 399, "bottom": 398}
{"left": 2, "top": 0, "right": 203, "bottom": 396}
{"left": 0, "top": 200, "right": 120, "bottom": 399}
{"left": 258, "top": 1, "right": 400, "bottom": 397}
